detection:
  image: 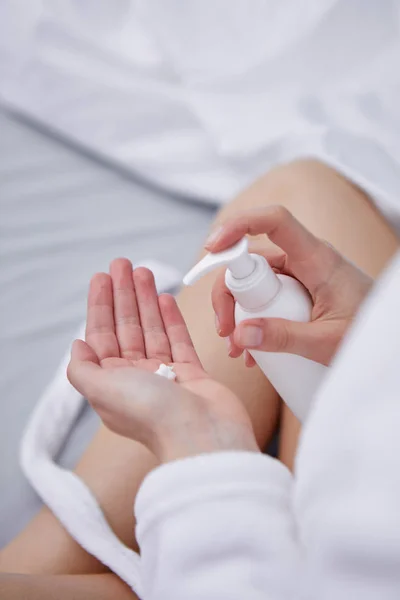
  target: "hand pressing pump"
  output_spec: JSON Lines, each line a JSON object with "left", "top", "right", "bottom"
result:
{"left": 184, "top": 238, "right": 327, "bottom": 422}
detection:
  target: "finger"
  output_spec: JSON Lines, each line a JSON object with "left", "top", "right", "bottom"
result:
{"left": 133, "top": 268, "right": 171, "bottom": 362}
{"left": 211, "top": 245, "right": 286, "bottom": 338}
{"left": 67, "top": 339, "right": 103, "bottom": 399}
{"left": 206, "top": 206, "right": 319, "bottom": 259}
{"left": 158, "top": 294, "right": 202, "bottom": 366}
{"left": 212, "top": 269, "right": 235, "bottom": 337}
{"left": 110, "top": 258, "right": 145, "bottom": 360}
{"left": 233, "top": 318, "right": 337, "bottom": 365}
{"left": 71, "top": 338, "right": 100, "bottom": 364}
{"left": 225, "top": 334, "right": 243, "bottom": 358}
{"left": 86, "top": 273, "right": 120, "bottom": 362}
{"left": 244, "top": 350, "right": 256, "bottom": 368}
{"left": 205, "top": 206, "right": 329, "bottom": 289}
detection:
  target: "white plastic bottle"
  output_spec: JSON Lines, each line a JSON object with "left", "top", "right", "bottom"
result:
{"left": 183, "top": 238, "right": 327, "bottom": 422}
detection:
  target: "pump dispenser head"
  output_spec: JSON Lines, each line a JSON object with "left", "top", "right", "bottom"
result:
{"left": 183, "top": 238, "right": 255, "bottom": 284}
{"left": 184, "top": 237, "right": 281, "bottom": 310}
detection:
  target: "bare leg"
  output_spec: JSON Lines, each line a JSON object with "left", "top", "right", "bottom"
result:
{"left": 0, "top": 573, "right": 137, "bottom": 600}
{"left": 1, "top": 160, "right": 398, "bottom": 578}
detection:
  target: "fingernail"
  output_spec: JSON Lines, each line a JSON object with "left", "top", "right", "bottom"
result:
{"left": 215, "top": 314, "right": 221, "bottom": 334}
{"left": 238, "top": 325, "right": 263, "bottom": 348}
{"left": 205, "top": 226, "right": 223, "bottom": 247}
{"left": 224, "top": 336, "right": 232, "bottom": 355}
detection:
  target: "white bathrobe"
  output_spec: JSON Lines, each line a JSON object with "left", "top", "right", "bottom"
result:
{"left": 134, "top": 250, "right": 400, "bottom": 599}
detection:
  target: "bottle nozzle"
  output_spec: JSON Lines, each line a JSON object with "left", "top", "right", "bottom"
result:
{"left": 183, "top": 238, "right": 256, "bottom": 286}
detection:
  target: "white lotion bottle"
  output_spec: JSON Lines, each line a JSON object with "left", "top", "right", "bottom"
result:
{"left": 183, "top": 238, "right": 327, "bottom": 422}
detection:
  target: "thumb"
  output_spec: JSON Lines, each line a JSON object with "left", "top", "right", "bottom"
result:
{"left": 67, "top": 339, "right": 103, "bottom": 398}
{"left": 233, "top": 318, "right": 333, "bottom": 365}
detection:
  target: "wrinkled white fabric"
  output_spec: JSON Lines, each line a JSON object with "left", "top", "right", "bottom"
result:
{"left": 1, "top": 1, "right": 400, "bottom": 229}
{"left": 134, "top": 250, "right": 400, "bottom": 599}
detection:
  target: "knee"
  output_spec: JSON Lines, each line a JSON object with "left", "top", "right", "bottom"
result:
{"left": 215, "top": 159, "right": 332, "bottom": 221}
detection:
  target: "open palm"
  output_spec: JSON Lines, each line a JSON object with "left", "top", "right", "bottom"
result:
{"left": 84, "top": 259, "right": 208, "bottom": 381}
{"left": 68, "top": 259, "right": 253, "bottom": 451}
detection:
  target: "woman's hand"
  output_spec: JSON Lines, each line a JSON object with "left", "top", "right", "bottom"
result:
{"left": 206, "top": 206, "right": 372, "bottom": 366}
{"left": 67, "top": 260, "right": 258, "bottom": 462}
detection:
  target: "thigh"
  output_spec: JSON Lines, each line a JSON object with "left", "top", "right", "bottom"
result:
{"left": 0, "top": 573, "right": 136, "bottom": 600}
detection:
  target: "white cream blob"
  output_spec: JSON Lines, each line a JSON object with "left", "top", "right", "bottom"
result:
{"left": 154, "top": 363, "right": 176, "bottom": 381}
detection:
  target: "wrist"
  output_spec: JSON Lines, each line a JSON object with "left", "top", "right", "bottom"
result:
{"left": 156, "top": 417, "right": 260, "bottom": 463}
